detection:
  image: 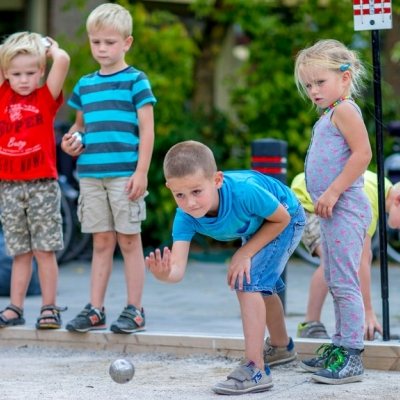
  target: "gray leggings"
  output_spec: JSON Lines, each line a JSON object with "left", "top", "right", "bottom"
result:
{"left": 319, "top": 191, "right": 371, "bottom": 350}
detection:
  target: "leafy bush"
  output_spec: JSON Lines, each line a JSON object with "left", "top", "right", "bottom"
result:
{"left": 57, "top": 0, "right": 400, "bottom": 248}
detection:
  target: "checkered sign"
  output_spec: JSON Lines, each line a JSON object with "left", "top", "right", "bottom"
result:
{"left": 353, "top": 0, "right": 392, "bottom": 31}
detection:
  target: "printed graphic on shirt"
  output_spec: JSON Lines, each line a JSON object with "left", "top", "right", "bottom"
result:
{"left": 0, "top": 82, "right": 61, "bottom": 180}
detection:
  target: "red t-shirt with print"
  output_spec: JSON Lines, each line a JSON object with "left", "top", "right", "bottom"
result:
{"left": 0, "top": 81, "right": 63, "bottom": 180}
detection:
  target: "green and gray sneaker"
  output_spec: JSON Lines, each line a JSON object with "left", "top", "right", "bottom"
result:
{"left": 311, "top": 347, "right": 364, "bottom": 384}
{"left": 300, "top": 343, "right": 338, "bottom": 372}
{"left": 297, "top": 321, "right": 330, "bottom": 339}
{"left": 212, "top": 361, "right": 273, "bottom": 395}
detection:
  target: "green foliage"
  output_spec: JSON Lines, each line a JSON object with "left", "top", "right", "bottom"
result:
{"left": 57, "top": 0, "right": 400, "bottom": 247}
{"left": 190, "top": 0, "right": 400, "bottom": 181}
{"left": 220, "top": 1, "right": 370, "bottom": 181}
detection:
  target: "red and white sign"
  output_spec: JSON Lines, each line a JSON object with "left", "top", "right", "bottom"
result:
{"left": 353, "top": 0, "right": 392, "bottom": 31}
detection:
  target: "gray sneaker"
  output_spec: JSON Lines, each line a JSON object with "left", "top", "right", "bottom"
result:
{"left": 212, "top": 361, "right": 273, "bottom": 395}
{"left": 263, "top": 337, "right": 297, "bottom": 367}
{"left": 66, "top": 303, "right": 106, "bottom": 333}
{"left": 311, "top": 347, "right": 364, "bottom": 384}
{"left": 110, "top": 305, "right": 145, "bottom": 334}
{"left": 297, "top": 321, "right": 330, "bottom": 339}
{"left": 300, "top": 343, "right": 337, "bottom": 372}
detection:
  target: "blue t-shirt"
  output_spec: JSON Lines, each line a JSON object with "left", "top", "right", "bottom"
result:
{"left": 68, "top": 66, "right": 156, "bottom": 178}
{"left": 172, "top": 170, "right": 300, "bottom": 242}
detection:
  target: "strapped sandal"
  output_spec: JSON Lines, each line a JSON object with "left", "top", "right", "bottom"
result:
{"left": 36, "top": 305, "right": 68, "bottom": 330}
{"left": 0, "top": 304, "right": 25, "bottom": 328}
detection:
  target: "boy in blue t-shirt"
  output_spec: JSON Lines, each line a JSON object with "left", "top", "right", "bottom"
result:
{"left": 61, "top": 3, "right": 156, "bottom": 334}
{"left": 146, "top": 140, "right": 305, "bottom": 395}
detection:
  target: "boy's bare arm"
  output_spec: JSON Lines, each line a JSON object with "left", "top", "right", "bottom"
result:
{"left": 145, "top": 241, "right": 190, "bottom": 283}
{"left": 126, "top": 104, "right": 155, "bottom": 199}
{"left": 136, "top": 104, "right": 155, "bottom": 175}
{"left": 240, "top": 205, "right": 290, "bottom": 259}
{"left": 45, "top": 37, "right": 70, "bottom": 100}
{"left": 227, "top": 205, "right": 290, "bottom": 289}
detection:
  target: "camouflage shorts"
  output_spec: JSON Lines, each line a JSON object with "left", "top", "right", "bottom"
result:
{"left": 302, "top": 211, "right": 321, "bottom": 256}
{"left": 0, "top": 179, "right": 63, "bottom": 256}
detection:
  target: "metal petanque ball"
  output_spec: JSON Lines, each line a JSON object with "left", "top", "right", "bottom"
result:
{"left": 109, "top": 359, "right": 135, "bottom": 384}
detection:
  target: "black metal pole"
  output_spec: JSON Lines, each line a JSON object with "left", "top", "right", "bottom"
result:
{"left": 371, "top": 30, "right": 390, "bottom": 340}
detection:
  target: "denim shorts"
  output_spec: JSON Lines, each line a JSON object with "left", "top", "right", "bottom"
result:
{"left": 236, "top": 204, "right": 305, "bottom": 296}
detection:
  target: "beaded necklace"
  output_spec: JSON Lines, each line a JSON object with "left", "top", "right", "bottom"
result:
{"left": 322, "top": 96, "right": 352, "bottom": 115}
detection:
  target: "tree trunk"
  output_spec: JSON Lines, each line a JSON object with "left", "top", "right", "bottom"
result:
{"left": 192, "top": 0, "right": 229, "bottom": 117}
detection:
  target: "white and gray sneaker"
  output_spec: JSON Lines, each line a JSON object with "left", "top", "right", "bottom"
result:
{"left": 212, "top": 361, "right": 273, "bottom": 395}
{"left": 264, "top": 337, "right": 297, "bottom": 367}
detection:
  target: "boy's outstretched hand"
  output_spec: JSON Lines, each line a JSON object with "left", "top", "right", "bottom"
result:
{"left": 145, "top": 247, "right": 172, "bottom": 281}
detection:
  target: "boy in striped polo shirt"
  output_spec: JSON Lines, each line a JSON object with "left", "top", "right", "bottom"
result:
{"left": 61, "top": 3, "right": 156, "bottom": 334}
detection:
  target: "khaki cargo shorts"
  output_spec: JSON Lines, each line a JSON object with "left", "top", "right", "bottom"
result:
{"left": 302, "top": 211, "right": 321, "bottom": 256}
{"left": 0, "top": 179, "right": 63, "bottom": 256}
{"left": 78, "top": 177, "right": 147, "bottom": 234}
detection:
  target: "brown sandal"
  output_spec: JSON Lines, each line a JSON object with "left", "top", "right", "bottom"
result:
{"left": 36, "top": 305, "right": 67, "bottom": 330}
{"left": 0, "top": 304, "right": 25, "bottom": 328}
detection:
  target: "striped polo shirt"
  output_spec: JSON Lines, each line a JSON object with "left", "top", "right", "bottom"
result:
{"left": 68, "top": 66, "right": 156, "bottom": 178}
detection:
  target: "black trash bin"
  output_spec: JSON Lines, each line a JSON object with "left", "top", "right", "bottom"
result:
{"left": 251, "top": 139, "right": 287, "bottom": 183}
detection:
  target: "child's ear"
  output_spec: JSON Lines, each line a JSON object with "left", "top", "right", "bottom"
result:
{"left": 214, "top": 171, "right": 223, "bottom": 188}
{"left": 124, "top": 36, "right": 134, "bottom": 51}
{"left": 342, "top": 70, "right": 351, "bottom": 84}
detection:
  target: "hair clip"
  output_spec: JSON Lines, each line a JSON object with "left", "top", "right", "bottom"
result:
{"left": 339, "top": 63, "right": 350, "bottom": 72}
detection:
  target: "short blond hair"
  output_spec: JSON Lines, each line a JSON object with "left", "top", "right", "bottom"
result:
{"left": 0, "top": 31, "right": 46, "bottom": 71}
{"left": 164, "top": 141, "right": 217, "bottom": 180}
{"left": 86, "top": 3, "right": 132, "bottom": 38}
{"left": 294, "top": 39, "right": 366, "bottom": 99}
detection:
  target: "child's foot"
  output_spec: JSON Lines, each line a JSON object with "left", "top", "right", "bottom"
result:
{"left": 65, "top": 303, "right": 106, "bottom": 332}
{"left": 110, "top": 305, "right": 145, "bottom": 334}
{"left": 300, "top": 343, "right": 337, "bottom": 372}
{"left": 311, "top": 347, "right": 364, "bottom": 384}
{"left": 263, "top": 337, "right": 297, "bottom": 367}
{"left": 36, "top": 305, "right": 67, "bottom": 329}
{"left": 297, "top": 321, "right": 330, "bottom": 339}
{"left": 0, "top": 304, "right": 25, "bottom": 328}
{"left": 212, "top": 361, "right": 273, "bottom": 395}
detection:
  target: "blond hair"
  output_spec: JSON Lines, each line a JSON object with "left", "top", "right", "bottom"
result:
{"left": 294, "top": 39, "right": 366, "bottom": 99}
{"left": 164, "top": 141, "right": 217, "bottom": 179}
{"left": 0, "top": 31, "right": 46, "bottom": 71}
{"left": 86, "top": 3, "right": 132, "bottom": 38}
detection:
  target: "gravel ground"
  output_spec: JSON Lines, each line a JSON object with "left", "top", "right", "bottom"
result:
{"left": 0, "top": 345, "right": 399, "bottom": 400}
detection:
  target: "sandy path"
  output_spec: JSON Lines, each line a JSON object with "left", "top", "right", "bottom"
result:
{"left": 0, "top": 346, "right": 399, "bottom": 400}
